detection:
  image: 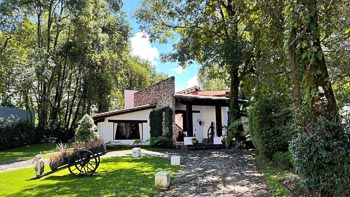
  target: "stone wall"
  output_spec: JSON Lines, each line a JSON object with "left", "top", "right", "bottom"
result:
{"left": 134, "top": 77, "right": 175, "bottom": 110}
{"left": 134, "top": 77, "right": 176, "bottom": 142}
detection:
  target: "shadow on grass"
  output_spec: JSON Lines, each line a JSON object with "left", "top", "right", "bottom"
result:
{"left": 7, "top": 156, "right": 178, "bottom": 197}
{"left": 0, "top": 144, "right": 56, "bottom": 164}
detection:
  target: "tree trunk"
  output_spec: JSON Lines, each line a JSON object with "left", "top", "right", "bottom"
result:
{"left": 288, "top": 26, "right": 302, "bottom": 108}
{"left": 300, "top": 1, "right": 338, "bottom": 124}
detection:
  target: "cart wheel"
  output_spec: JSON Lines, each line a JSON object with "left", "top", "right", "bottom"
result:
{"left": 68, "top": 150, "right": 99, "bottom": 176}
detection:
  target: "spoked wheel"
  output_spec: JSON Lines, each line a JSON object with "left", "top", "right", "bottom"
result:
{"left": 68, "top": 150, "right": 100, "bottom": 176}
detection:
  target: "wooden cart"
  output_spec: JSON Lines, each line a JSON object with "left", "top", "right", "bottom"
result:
{"left": 30, "top": 145, "right": 107, "bottom": 180}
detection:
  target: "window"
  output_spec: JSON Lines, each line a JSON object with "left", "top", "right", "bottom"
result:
{"left": 110, "top": 120, "right": 145, "bottom": 140}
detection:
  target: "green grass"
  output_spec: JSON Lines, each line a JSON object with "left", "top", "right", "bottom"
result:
{"left": 259, "top": 161, "right": 295, "bottom": 197}
{"left": 0, "top": 144, "right": 170, "bottom": 164}
{"left": 0, "top": 156, "right": 179, "bottom": 196}
{"left": 0, "top": 144, "right": 56, "bottom": 163}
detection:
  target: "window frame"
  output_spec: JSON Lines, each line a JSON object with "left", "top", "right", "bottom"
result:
{"left": 109, "top": 120, "right": 147, "bottom": 140}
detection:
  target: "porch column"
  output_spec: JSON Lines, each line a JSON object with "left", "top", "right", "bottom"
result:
{"left": 215, "top": 105, "right": 222, "bottom": 137}
{"left": 186, "top": 104, "right": 193, "bottom": 136}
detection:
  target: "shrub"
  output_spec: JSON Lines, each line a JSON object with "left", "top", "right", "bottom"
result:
{"left": 272, "top": 151, "right": 293, "bottom": 170}
{"left": 226, "top": 117, "right": 252, "bottom": 148}
{"left": 149, "top": 107, "right": 173, "bottom": 139}
{"left": 225, "top": 131, "right": 234, "bottom": 148}
{"left": 75, "top": 114, "right": 97, "bottom": 143}
{"left": 149, "top": 110, "right": 162, "bottom": 137}
{"left": 0, "top": 117, "right": 39, "bottom": 150}
{"left": 249, "top": 92, "right": 295, "bottom": 158}
{"left": 49, "top": 143, "right": 70, "bottom": 171}
{"left": 164, "top": 107, "right": 173, "bottom": 139}
{"left": 149, "top": 136, "right": 171, "bottom": 148}
{"left": 289, "top": 116, "right": 350, "bottom": 195}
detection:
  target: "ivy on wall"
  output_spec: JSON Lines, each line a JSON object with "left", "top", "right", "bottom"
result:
{"left": 164, "top": 107, "right": 173, "bottom": 139}
{"left": 149, "top": 107, "right": 173, "bottom": 139}
{"left": 149, "top": 110, "right": 162, "bottom": 137}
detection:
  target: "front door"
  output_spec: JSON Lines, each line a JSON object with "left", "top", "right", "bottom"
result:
{"left": 193, "top": 112, "right": 203, "bottom": 143}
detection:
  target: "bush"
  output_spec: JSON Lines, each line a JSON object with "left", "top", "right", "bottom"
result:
{"left": 149, "top": 110, "right": 162, "bottom": 137}
{"left": 75, "top": 114, "right": 97, "bottom": 143}
{"left": 272, "top": 151, "right": 293, "bottom": 170}
{"left": 289, "top": 117, "right": 350, "bottom": 195}
{"left": 225, "top": 131, "right": 234, "bottom": 148}
{"left": 149, "top": 136, "right": 171, "bottom": 148}
{"left": 0, "top": 117, "right": 40, "bottom": 150}
{"left": 164, "top": 107, "right": 173, "bottom": 139}
{"left": 249, "top": 92, "right": 295, "bottom": 158}
{"left": 149, "top": 107, "right": 173, "bottom": 140}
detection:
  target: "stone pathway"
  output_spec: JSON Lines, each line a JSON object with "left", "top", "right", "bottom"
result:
{"left": 156, "top": 149, "right": 270, "bottom": 197}
{"left": 0, "top": 148, "right": 270, "bottom": 196}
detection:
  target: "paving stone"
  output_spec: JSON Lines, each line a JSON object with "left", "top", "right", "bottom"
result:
{"left": 159, "top": 149, "right": 270, "bottom": 197}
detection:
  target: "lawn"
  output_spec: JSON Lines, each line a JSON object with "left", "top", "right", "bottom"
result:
{"left": 0, "top": 144, "right": 57, "bottom": 163}
{"left": 0, "top": 156, "right": 179, "bottom": 196}
{"left": 261, "top": 165, "right": 295, "bottom": 196}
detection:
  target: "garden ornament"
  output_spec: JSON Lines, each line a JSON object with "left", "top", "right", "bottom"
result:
{"left": 33, "top": 154, "right": 45, "bottom": 177}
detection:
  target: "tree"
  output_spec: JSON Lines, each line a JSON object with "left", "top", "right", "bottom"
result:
{"left": 136, "top": 0, "right": 255, "bottom": 135}
{"left": 198, "top": 66, "right": 228, "bottom": 90}
{"left": 284, "top": 1, "right": 350, "bottom": 195}
{"left": 285, "top": 1, "right": 339, "bottom": 121}
{"left": 75, "top": 114, "right": 97, "bottom": 143}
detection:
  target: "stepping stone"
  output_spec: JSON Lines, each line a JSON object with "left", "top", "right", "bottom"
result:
{"left": 155, "top": 171, "right": 170, "bottom": 189}
{"left": 171, "top": 156, "right": 180, "bottom": 165}
{"left": 132, "top": 148, "right": 141, "bottom": 158}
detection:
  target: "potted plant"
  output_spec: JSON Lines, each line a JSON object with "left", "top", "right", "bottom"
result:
{"left": 133, "top": 139, "right": 142, "bottom": 147}
{"left": 191, "top": 137, "right": 198, "bottom": 145}
{"left": 86, "top": 137, "right": 106, "bottom": 154}
{"left": 49, "top": 143, "right": 70, "bottom": 171}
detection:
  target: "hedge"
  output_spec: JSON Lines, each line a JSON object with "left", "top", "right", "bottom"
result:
{"left": 0, "top": 118, "right": 40, "bottom": 150}
{"left": 249, "top": 92, "right": 295, "bottom": 158}
{"left": 289, "top": 115, "right": 350, "bottom": 195}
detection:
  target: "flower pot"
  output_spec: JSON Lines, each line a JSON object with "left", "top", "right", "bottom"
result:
{"left": 191, "top": 139, "right": 198, "bottom": 145}
{"left": 88, "top": 144, "right": 107, "bottom": 154}
{"left": 49, "top": 158, "right": 68, "bottom": 171}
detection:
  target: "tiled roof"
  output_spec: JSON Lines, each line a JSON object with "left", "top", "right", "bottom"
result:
{"left": 174, "top": 94, "right": 246, "bottom": 106}
{"left": 174, "top": 94, "right": 230, "bottom": 101}
{"left": 197, "top": 90, "right": 230, "bottom": 97}
{"left": 176, "top": 86, "right": 200, "bottom": 94}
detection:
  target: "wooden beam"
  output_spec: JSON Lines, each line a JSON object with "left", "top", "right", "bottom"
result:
{"left": 175, "top": 110, "right": 200, "bottom": 114}
{"left": 108, "top": 120, "right": 147, "bottom": 123}
{"left": 215, "top": 105, "right": 222, "bottom": 137}
{"left": 186, "top": 104, "right": 193, "bottom": 136}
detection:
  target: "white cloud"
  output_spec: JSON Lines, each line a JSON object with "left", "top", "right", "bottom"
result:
{"left": 130, "top": 32, "right": 160, "bottom": 65}
{"left": 187, "top": 75, "right": 199, "bottom": 87}
{"left": 172, "top": 66, "right": 185, "bottom": 74}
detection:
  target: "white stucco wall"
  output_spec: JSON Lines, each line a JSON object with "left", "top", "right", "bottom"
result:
{"left": 97, "top": 108, "right": 153, "bottom": 145}
{"left": 175, "top": 103, "right": 228, "bottom": 142}
{"left": 124, "top": 90, "right": 138, "bottom": 109}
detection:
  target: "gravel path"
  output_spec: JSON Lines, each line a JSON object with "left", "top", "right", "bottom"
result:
{"left": 157, "top": 149, "right": 270, "bottom": 197}
{"left": 0, "top": 148, "right": 270, "bottom": 196}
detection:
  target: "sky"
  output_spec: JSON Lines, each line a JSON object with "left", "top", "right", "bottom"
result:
{"left": 122, "top": 1, "right": 201, "bottom": 92}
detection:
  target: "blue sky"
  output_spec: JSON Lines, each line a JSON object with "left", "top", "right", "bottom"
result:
{"left": 122, "top": 1, "right": 201, "bottom": 92}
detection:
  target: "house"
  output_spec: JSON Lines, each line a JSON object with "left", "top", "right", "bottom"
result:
{"left": 0, "top": 106, "right": 35, "bottom": 124}
{"left": 93, "top": 77, "right": 234, "bottom": 146}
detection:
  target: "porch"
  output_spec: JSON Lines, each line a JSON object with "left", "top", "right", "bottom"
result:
{"left": 175, "top": 141, "right": 225, "bottom": 150}
{"left": 174, "top": 94, "right": 230, "bottom": 147}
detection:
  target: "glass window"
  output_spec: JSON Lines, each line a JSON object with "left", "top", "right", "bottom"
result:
{"left": 114, "top": 122, "right": 142, "bottom": 140}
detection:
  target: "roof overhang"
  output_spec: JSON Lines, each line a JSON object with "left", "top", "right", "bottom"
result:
{"left": 92, "top": 104, "right": 156, "bottom": 123}
{"left": 175, "top": 94, "right": 230, "bottom": 106}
